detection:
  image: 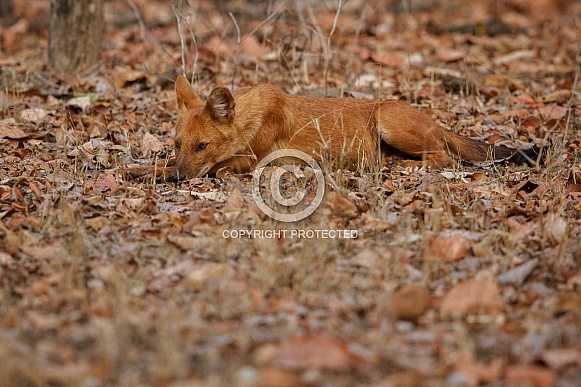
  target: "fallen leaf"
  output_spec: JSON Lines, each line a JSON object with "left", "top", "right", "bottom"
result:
{"left": 256, "top": 368, "right": 306, "bottom": 387}
{"left": 370, "top": 51, "right": 404, "bottom": 68}
{"left": 538, "top": 104, "right": 567, "bottom": 120}
{"left": 382, "top": 179, "right": 397, "bottom": 192}
{"left": 167, "top": 235, "right": 211, "bottom": 250}
{"left": 543, "top": 213, "right": 568, "bottom": 243}
{"left": 389, "top": 284, "right": 432, "bottom": 321}
{"left": 493, "top": 49, "right": 535, "bottom": 65}
{"left": 20, "top": 108, "right": 48, "bottom": 123}
{"left": 330, "top": 192, "right": 359, "bottom": 218}
{"left": 20, "top": 242, "right": 70, "bottom": 261}
{"left": 94, "top": 172, "right": 117, "bottom": 195}
{"left": 451, "top": 350, "right": 503, "bottom": 385}
{"left": 67, "top": 95, "right": 91, "bottom": 110}
{"left": 555, "top": 292, "right": 581, "bottom": 316}
{"left": 361, "top": 212, "right": 391, "bottom": 232}
{"left": 142, "top": 132, "right": 164, "bottom": 154}
{"left": 540, "top": 348, "right": 581, "bottom": 370}
{"left": 226, "top": 187, "right": 244, "bottom": 208}
{"left": 0, "top": 120, "right": 27, "bottom": 139}
{"left": 515, "top": 93, "right": 535, "bottom": 105}
{"left": 541, "top": 89, "right": 571, "bottom": 104}
{"left": 85, "top": 216, "right": 108, "bottom": 231}
{"left": 367, "top": 370, "right": 422, "bottom": 387}
{"left": 440, "top": 278, "right": 504, "bottom": 317}
{"left": 185, "top": 263, "right": 233, "bottom": 291}
{"left": 190, "top": 191, "right": 228, "bottom": 202}
{"left": 271, "top": 333, "right": 360, "bottom": 371}
{"left": 238, "top": 35, "right": 265, "bottom": 59}
{"left": 505, "top": 365, "right": 554, "bottom": 387}
{"left": 507, "top": 216, "right": 534, "bottom": 238}
{"left": 423, "top": 235, "right": 469, "bottom": 262}
{"left": 0, "top": 252, "right": 15, "bottom": 266}
{"left": 352, "top": 248, "right": 382, "bottom": 268}
{"left": 437, "top": 48, "right": 464, "bottom": 62}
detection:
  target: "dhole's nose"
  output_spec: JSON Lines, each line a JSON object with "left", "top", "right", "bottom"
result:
{"left": 170, "top": 168, "right": 186, "bottom": 181}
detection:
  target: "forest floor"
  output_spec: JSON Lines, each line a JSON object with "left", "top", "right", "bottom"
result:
{"left": 1, "top": 0, "right": 581, "bottom": 386}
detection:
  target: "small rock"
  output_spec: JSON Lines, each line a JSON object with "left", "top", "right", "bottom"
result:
{"left": 497, "top": 259, "right": 538, "bottom": 285}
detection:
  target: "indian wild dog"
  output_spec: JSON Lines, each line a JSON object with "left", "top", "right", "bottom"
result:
{"left": 171, "top": 75, "right": 539, "bottom": 180}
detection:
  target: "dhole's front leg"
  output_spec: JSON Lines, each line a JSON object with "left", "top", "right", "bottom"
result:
{"left": 209, "top": 155, "right": 258, "bottom": 176}
{"left": 126, "top": 158, "right": 175, "bottom": 180}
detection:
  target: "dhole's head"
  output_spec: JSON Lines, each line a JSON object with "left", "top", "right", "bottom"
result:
{"left": 172, "top": 76, "right": 239, "bottom": 180}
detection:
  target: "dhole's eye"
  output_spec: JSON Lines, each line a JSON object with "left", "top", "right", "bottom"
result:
{"left": 175, "top": 140, "right": 181, "bottom": 149}
{"left": 197, "top": 142, "right": 208, "bottom": 151}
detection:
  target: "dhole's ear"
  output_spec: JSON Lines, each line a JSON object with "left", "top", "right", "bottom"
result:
{"left": 205, "top": 86, "right": 236, "bottom": 123}
{"left": 175, "top": 75, "right": 203, "bottom": 113}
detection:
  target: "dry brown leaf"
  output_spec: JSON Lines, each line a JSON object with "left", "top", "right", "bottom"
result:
{"left": 541, "top": 89, "right": 572, "bottom": 104}
{"left": 352, "top": 248, "right": 382, "bottom": 268}
{"left": 540, "top": 348, "right": 581, "bottom": 370}
{"left": 361, "top": 212, "right": 391, "bottom": 232}
{"left": 67, "top": 95, "right": 91, "bottom": 110}
{"left": 271, "top": 333, "right": 360, "bottom": 371}
{"left": 538, "top": 104, "right": 567, "bottom": 120}
{"left": 389, "top": 284, "right": 432, "bottom": 321}
{"left": 20, "top": 108, "right": 48, "bottom": 123}
{"left": 167, "top": 235, "right": 210, "bottom": 250}
{"left": 452, "top": 350, "right": 503, "bottom": 385}
{"left": 85, "top": 216, "right": 108, "bottom": 231}
{"left": 440, "top": 278, "right": 504, "bottom": 317}
{"left": 330, "top": 192, "right": 359, "bottom": 218}
{"left": 423, "top": 235, "right": 469, "bottom": 262}
{"left": 382, "top": 179, "right": 397, "bottom": 192}
{"left": 109, "top": 68, "right": 147, "bottom": 89}
{"left": 20, "top": 242, "right": 70, "bottom": 261}
{"left": 225, "top": 187, "right": 244, "bottom": 208}
{"left": 521, "top": 116, "right": 542, "bottom": 128}
{"left": 507, "top": 216, "right": 534, "bottom": 238}
{"left": 505, "top": 365, "right": 554, "bottom": 387}
{"left": 142, "top": 132, "right": 164, "bottom": 154}
{"left": 437, "top": 48, "right": 464, "bottom": 62}
{"left": 367, "top": 371, "right": 422, "bottom": 387}
{"left": 256, "top": 368, "right": 306, "bottom": 387}
{"left": 28, "top": 279, "right": 52, "bottom": 296}
{"left": 543, "top": 213, "right": 568, "bottom": 243}
{"left": 370, "top": 52, "right": 404, "bottom": 68}
{"left": 555, "top": 292, "right": 581, "bottom": 316}
{"left": 248, "top": 203, "right": 267, "bottom": 221}
{"left": 0, "top": 252, "right": 15, "bottom": 267}
{"left": 207, "top": 36, "right": 233, "bottom": 56}
{"left": 94, "top": 172, "right": 117, "bottom": 195}
{"left": 185, "top": 263, "right": 233, "bottom": 291}
{"left": 0, "top": 120, "right": 27, "bottom": 139}
{"left": 515, "top": 93, "right": 535, "bottom": 105}
{"left": 37, "top": 362, "right": 93, "bottom": 386}
{"left": 238, "top": 35, "right": 265, "bottom": 59}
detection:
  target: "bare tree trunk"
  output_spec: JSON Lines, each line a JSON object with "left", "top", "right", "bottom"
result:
{"left": 48, "top": 0, "right": 104, "bottom": 74}
{"left": 0, "top": 0, "right": 13, "bottom": 17}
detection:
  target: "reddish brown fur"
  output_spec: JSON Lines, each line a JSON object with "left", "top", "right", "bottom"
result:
{"left": 172, "top": 76, "right": 526, "bottom": 180}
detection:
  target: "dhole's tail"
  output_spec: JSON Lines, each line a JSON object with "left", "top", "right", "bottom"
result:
{"left": 442, "top": 131, "right": 542, "bottom": 166}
